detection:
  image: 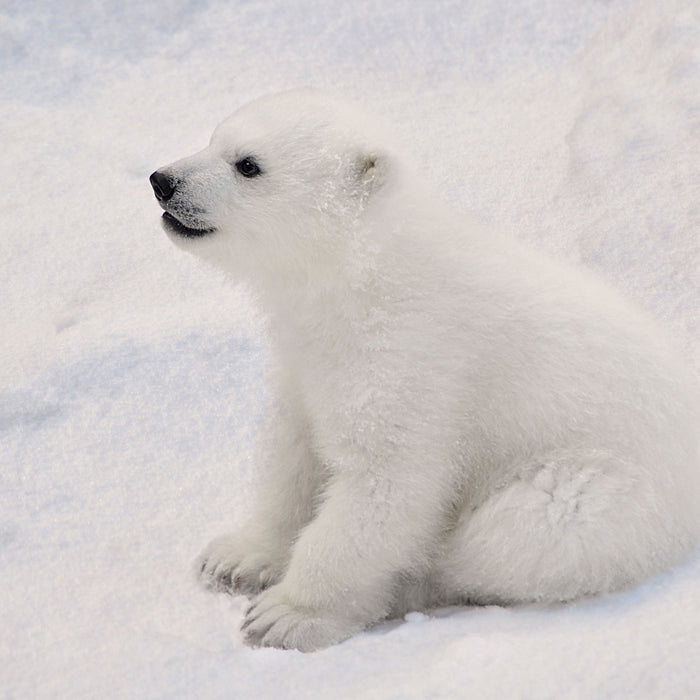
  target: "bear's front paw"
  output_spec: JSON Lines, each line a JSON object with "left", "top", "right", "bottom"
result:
{"left": 242, "top": 585, "right": 360, "bottom": 652}
{"left": 196, "top": 533, "right": 284, "bottom": 597}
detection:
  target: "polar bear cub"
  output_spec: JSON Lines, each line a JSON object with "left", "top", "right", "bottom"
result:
{"left": 150, "top": 89, "right": 699, "bottom": 652}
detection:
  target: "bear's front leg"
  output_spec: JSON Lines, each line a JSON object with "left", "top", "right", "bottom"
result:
{"left": 197, "top": 397, "right": 322, "bottom": 596}
{"left": 241, "top": 458, "right": 452, "bottom": 651}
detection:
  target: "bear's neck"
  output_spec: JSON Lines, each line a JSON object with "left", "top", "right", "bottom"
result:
{"left": 251, "top": 185, "right": 466, "bottom": 359}
{"left": 254, "top": 239, "right": 408, "bottom": 361}
{"left": 261, "top": 265, "right": 383, "bottom": 331}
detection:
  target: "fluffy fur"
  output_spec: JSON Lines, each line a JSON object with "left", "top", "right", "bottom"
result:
{"left": 151, "top": 89, "right": 699, "bottom": 652}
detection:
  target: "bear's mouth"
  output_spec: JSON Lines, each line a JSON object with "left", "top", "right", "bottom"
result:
{"left": 161, "top": 212, "right": 216, "bottom": 238}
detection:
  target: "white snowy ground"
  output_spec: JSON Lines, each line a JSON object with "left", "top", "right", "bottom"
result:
{"left": 2, "top": 0, "right": 698, "bottom": 697}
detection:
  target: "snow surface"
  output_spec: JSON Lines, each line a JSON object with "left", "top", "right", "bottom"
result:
{"left": 2, "top": 0, "right": 699, "bottom": 697}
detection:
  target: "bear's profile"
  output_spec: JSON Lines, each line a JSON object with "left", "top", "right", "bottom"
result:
{"left": 150, "top": 89, "right": 699, "bottom": 652}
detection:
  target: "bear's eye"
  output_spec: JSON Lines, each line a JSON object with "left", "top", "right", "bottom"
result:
{"left": 235, "top": 157, "right": 262, "bottom": 178}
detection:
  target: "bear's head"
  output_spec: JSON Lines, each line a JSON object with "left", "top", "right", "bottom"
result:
{"left": 150, "top": 89, "right": 401, "bottom": 288}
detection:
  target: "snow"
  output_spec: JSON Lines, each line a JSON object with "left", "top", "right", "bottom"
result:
{"left": 1, "top": 0, "right": 698, "bottom": 697}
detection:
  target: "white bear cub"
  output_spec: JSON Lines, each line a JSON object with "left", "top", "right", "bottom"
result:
{"left": 151, "top": 89, "right": 699, "bottom": 652}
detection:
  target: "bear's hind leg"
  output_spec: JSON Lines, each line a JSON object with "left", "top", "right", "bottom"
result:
{"left": 434, "top": 448, "right": 690, "bottom": 605}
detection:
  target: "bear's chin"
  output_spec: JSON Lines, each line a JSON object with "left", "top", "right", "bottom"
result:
{"left": 161, "top": 212, "right": 217, "bottom": 239}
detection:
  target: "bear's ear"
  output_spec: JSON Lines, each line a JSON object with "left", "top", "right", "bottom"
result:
{"left": 355, "top": 150, "right": 389, "bottom": 199}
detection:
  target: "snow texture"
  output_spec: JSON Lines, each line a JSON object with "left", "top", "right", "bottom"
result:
{"left": 1, "top": 0, "right": 698, "bottom": 697}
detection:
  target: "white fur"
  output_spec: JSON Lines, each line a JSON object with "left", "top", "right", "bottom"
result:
{"left": 153, "top": 89, "right": 699, "bottom": 652}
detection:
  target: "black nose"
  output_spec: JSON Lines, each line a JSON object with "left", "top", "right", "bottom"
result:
{"left": 150, "top": 171, "right": 175, "bottom": 201}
